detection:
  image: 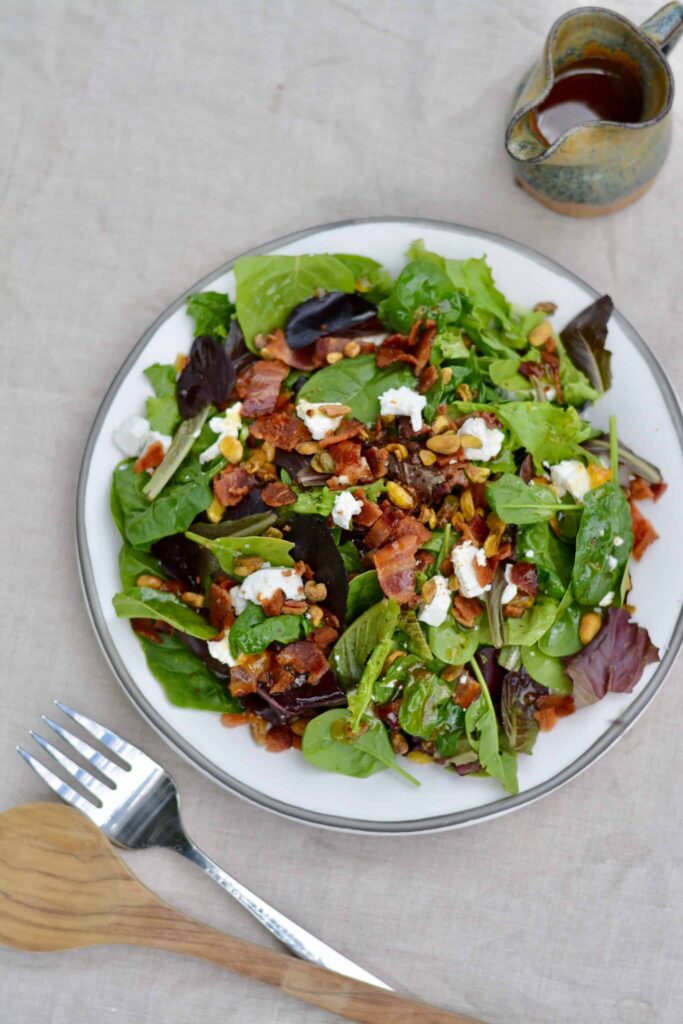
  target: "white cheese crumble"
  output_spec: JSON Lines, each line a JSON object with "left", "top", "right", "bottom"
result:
{"left": 418, "top": 575, "right": 451, "bottom": 627}
{"left": 599, "top": 591, "right": 615, "bottom": 607}
{"left": 378, "top": 386, "right": 426, "bottom": 432}
{"left": 606, "top": 555, "right": 618, "bottom": 570}
{"left": 613, "top": 535, "right": 624, "bottom": 547}
{"left": 525, "top": 549, "right": 535, "bottom": 558}
{"left": 331, "top": 491, "right": 363, "bottom": 530}
{"left": 199, "top": 403, "right": 243, "bottom": 464}
{"left": 207, "top": 633, "right": 237, "bottom": 667}
{"left": 457, "top": 416, "right": 504, "bottom": 462}
{"left": 355, "top": 332, "right": 389, "bottom": 346}
{"left": 230, "top": 565, "right": 305, "bottom": 614}
{"left": 501, "top": 564, "right": 518, "bottom": 605}
{"left": 550, "top": 460, "right": 591, "bottom": 503}
{"left": 113, "top": 415, "right": 150, "bottom": 457}
{"left": 544, "top": 387, "right": 557, "bottom": 402}
{"left": 451, "top": 541, "right": 491, "bottom": 598}
{"left": 296, "top": 400, "right": 345, "bottom": 441}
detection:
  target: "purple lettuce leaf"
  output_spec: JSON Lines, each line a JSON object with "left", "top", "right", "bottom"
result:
{"left": 500, "top": 668, "right": 546, "bottom": 754}
{"left": 564, "top": 608, "right": 659, "bottom": 708}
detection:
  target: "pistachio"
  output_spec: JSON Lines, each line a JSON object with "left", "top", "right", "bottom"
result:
{"left": 136, "top": 574, "right": 163, "bottom": 589}
{"left": 441, "top": 366, "right": 453, "bottom": 386}
{"left": 264, "top": 526, "right": 283, "bottom": 538}
{"left": 311, "top": 450, "right": 337, "bottom": 474}
{"left": 295, "top": 441, "right": 320, "bottom": 455}
{"left": 307, "top": 604, "right": 324, "bottom": 627}
{"left": 457, "top": 433, "right": 483, "bottom": 449}
{"left": 406, "top": 750, "right": 433, "bottom": 764}
{"left": 460, "top": 488, "right": 475, "bottom": 521}
{"left": 233, "top": 555, "right": 264, "bottom": 576}
{"left": 206, "top": 495, "right": 225, "bottom": 524}
{"left": 326, "top": 351, "right": 343, "bottom": 365}
{"left": 386, "top": 442, "right": 409, "bottom": 460}
{"left": 391, "top": 732, "right": 409, "bottom": 755}
{"left": 319, "top": 404, "right": 351, "bottom": 417}
{"left": 441, "top": 664, "right": 464, "bottom": 682}
{"left": 419, "top": 449, "right": 437, "bottom": 466}
{"left": 431, "top": 414, "right": 452, "bottom": 435}
{"left": 253, "top": 334, "right": 268, "bottom": 350}
{"left": 261, "top": 441, "right": 276, "bottom": 462}
{"left": 483, "top": 532, "right": 501, "bottom": 557}
{"left": 426, "top": 432, "right": 461, "bottom": 454}
{"left": 464, "top": 464, "right": 490, "bottom": 482}
{"left": 343, "top": 340, "right": 361, "bottom": 358}
{"left": 304, "top": 580, "right": 328, "bottom": 602}
{"left": 386, "top": 481, "right": 415, "bottom": 510}
{"left": 180, "top": 591, "right": 205, "bottom": 609}
{"left": 218, "top": 436, "right": 243, "bottom": 464}
{"left": 579, "top": 611, "right": 602, "bottom": 645}
{"left": 421, "top": 578, "right": 437, "bottom": 604}
{"left": 427, "top": 508, "right": 438, "bottom": 529}
{"left": 533, "top": 301, "right": 557, "bottom": 314}
{"left": 383, "top": 649, "right": 406, "bottom": 673}
{"left": 290, "top": 719, "right": 309, "bottom": 737}
{"left": 528, "top": 320, "right": 554, "bottom": 347}
{"left": 455, "top": 383, "right": 472, "bottom": 402}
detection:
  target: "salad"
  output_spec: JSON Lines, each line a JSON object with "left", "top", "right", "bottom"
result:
{"left": 110, "top": 242, "right": 665, "bottom": 794}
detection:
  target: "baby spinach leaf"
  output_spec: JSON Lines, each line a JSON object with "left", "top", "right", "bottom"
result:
{"left": 334, "top": 254, "right": 393, "bottom": 303}
{"left": 504, "top": 597, "right": 559, "bottom": 647}
{"left": 119, "top": 545, "right": 165, "bottom": 589}
{"left": 378, "top": 259, "right": 460, "bottom": 334}
{"left": 571, "top": 483, "right": 632, "bottom": 606}
{"left": 348, "top": 636, "right": 395, "bottom": 730}
{"left": 398, "top": 667, "right": 453, "bottom": 740}
{"left": 400, "top": 610, "right": 433, "bottom": 660}
{"left": 520, "top": 645, "right": 572, "bottom": 694}
{"left": 537, "top": 588, "right": 583, "bottom": 657}
{"left": 186, "top": 291, "right": 234, "bottom": 339}
{"left": 467, "top": 659, "right": 519, "bottom": 794}
{"left": 186, "top": 532, "right": 295, "bottom": 574}
{"left": 518, "top": 522, "right": 573, "bottom": 600}
{"left": 427, "top": 618, "right": 480, "bottom": 665}
{"left": 112, "top": 457, "right": 213, "bottom": 549}
{"left": 486, "top": 475, "right": 579, "bottom": 525}
{"left": 488, "top": 356, "right": 535, "bottom": 396}
{"left": 234, "top": 254, "right": 356, "bottom": 348}
{"left": 138, "top": 632, "right": 241, "bottom": 712}
{"left": 332, "top": 598, "right": 400, "bottom": 688}
{"left": 296, "top": 353, "right": 414, "bottom": 425}
{"left": 229, "top": 603, "right": 305, "bottom": 657}
{"left": 113, "top": 586, "right": 217, "bottom": 639}
{"left": 346, "top": 571, "right": 383, "bottom": 623}
{"left": 301, "top": 709, "right": 418, "bottom": 784}
{"left": 560, "top": 295, "right": 613, "bottom": 394}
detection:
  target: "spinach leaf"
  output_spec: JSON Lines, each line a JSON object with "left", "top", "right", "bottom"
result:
{"left": 400, "top": 609, "right": 433, "bottom": 660}
{"left": 229, "top": 602, "right": 304, "bottom": 657}
{"left": 113, "top": 586, "right": 217, "bottom": 639}
{"left": 571, "top": 483, "right": 632, "bottom": 606}
{"left": 189, "top": 512, "right": 277, "bottom": 539}
{"left": 138, "top": 632, "right": 241, "bottom": 712}
{"left": 186, "top": 532, "right": 294, "bottom": 574}
{"left": 296, "top": 353, "right": 414, "bottom": 425}
{"left": 233, "top": 254, "right": 356, "bottom": 348}
{"left": 332, "top": 598, "right": 400, "bottom": 688}
{"left": 348, "top": 635, "right": 395, "bottom": 730}
{"left": 335, "top": 254, "right": 393, "bottom": 303}
{"left": 346, "top": 570, "right": 383, "bottom": 623}
{"left": 520, "top": 645, "right": 572, "bottom": 694}
{"left": 398, "top": 666, "right": 453, "bottom": 740}
{"left": 504, "top": 597, "right": 559, "bottom": 647}
{"left": 518, "top": 522, "right": 573, "bottom": 599}
{"left": 378, "top": 259, "right": 460, "bottom": 334}
{"left": 537, "top": 589, "right": 583, "bottom": 657}
{"left": 427, "top": 618, "right": 480, "bottom": 665}
{"left": 467, "top": 659, "right": 519, "bottom": 794}
{"left": 301, "top": 709, "right": 418, "bottom": 784}
{"left": 186, "top": 291, "right": 234, "bottom": 339}
{"left": 119, "top": 545, "right": 165, "bottom": 589}
{"left": 560, "top": 295, "right": 613, "bottom": 394}
{"left": 486, "top": 475, "right": 579, "bottom": 525}
{"left": 144, "top": 363, "right": 181, "bottom": 434}
{"left": 112, "top": 457, "right": 213, "bottom": 549}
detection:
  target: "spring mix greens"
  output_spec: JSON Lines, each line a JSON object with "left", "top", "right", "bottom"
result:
{"left": 110, "top": 242, "right": 665, "bottom": 793}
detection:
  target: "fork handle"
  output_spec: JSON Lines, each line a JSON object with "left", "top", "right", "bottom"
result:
{"left": 179, "top": 841, "right": 392, "bottom": 991}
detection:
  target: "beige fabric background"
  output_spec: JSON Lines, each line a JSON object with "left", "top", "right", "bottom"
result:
{"left": 1, "top": 2, "right": 682, "bottom": 1021}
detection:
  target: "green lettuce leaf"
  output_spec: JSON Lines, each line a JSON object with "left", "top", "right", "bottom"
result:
{"left": 186, "top": 291, "right": 234, "bottom": 339}
{"left": 138, "top": 632, "right": 241, "bottom": 712}
{"left": 229, "top": 602, "right": 306, "bottom": 657}
{"left": 186, "top": 532, "right": 295, "bottom": 574}
{"left": 113, "top": 586, "right": 217, "bottom": 639}
{"left": 296, "top": 353, "right": 414, "bottom": 425}
{"left": 332, "top": 598, "right": 400, "bottom": 688}
{"left": 112, "top": 458, "right": 213, "bottom": 549}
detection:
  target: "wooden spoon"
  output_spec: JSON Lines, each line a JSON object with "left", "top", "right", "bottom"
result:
{"left": 0, "top": 803, "right": 484, "bottom": 1024}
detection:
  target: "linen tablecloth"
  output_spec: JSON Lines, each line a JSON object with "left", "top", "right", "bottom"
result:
{"left": 1, "top": 2, "right": 681, "bottom": 1021}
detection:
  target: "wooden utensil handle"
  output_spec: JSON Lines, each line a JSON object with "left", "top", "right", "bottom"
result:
{"left": 143, "top": 904, "right": 483, "bottom": 1024}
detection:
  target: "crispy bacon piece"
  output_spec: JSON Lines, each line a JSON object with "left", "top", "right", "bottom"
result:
{"left": 418, "top": 364, "right": 439, "bottom": 395}
{"left": 213, "top": 465, "right": 253, "bottom": 507}
{"left": 518, "top": 361, "right": 545, "bottom": 381}
{"left": 249, "top": 412, "right": 311, "bottom": 451}
{"left": 326, "top": 440, "right": 370, "bottom": 487}
{"left": 264, "top": 724, "right": 293, "bottom": 752}
{"left": 630, "top": 499, "right": 659, "bottom": 561}
{"left": 393, "top": 517, "right": 432, "bottom": 547}
{"left": 236, "top": 360, "right": 288, "bottom": 416}
{"left": 261, "top": 481, "right": 296, "bottom": 507}
{"left": 365, "top": 446, "right": 389, "bottom": 480}
{"left": 309, "top": 625, "right": 339, "bottom": 650}
{"left": 376, "top": 320, "right": 435, "bottom": 375}
{"left": 159, "top": 579, "right": 186, "bottom": 596}
{"left": 416, "top": 550, "right": 435, "bottom": 572}
{"left": 220, "top": 712, "right": 249, "bottom": 728}
{"left": 260, "top": 588, "right": 285, "bottom": 617}
{"left": 134, "top": 441, "right": 165, "bottom": 474}
{"left": 318, "top": 418, "right": 365, "bottom": 448}
{"left": 315, "top": 335, "right": 350, "bottom": 362}
{"left": 534, "top": 694, "right": 575, "bottom": 731}
{"left": 352, "top": 491, "right": 383, "bottom": 527}
{"left": 229, "top": 652, "right": 272, "bottom": 697}
{"left": 271, "top": 641, "right": 329, "bottom": 693}
{"left": 473, "top": 559, "right": 495, "bottom": 589}
{"left": 130, "top": 618, "right": 173, "bottom": 643}
{"left": 452, "top": 595, "right": 484, "bottom": 629}
{"left": 453, "top": 677, "right": 481, "bottom": 709}
{"left": 262, "top": 329, "right": 319, "bottom": 371}
{"left": 452, "top": 410, "right": 503, "bottom": 431}
{"left": 510, "top": 561, "right": 539, "bottom": 596}
{"left": 460, "top": 514, "right": 489, "bottom": 546}
{"left": 372, "top": 534, "right": 418, "bottom": 604}
{"left": 209, "top": 581, "right": 236, "bottom": 630}
{"left": 364, "top": 504, "right": 404, "bottom": 549}
{"left": 628, "top": 476, "right": 668, "bottom": 502}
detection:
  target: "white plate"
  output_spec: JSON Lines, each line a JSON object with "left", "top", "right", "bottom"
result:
{"left": 77, "top": 218, "right": 683, "bottom": 834}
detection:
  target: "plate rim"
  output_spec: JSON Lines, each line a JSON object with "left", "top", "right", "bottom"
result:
{"left": 76, "top": 215, "right": 683, "bottom": 835}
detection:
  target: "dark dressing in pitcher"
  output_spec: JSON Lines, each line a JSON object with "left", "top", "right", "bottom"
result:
{"left": 531, "top": 57, "right": 644, "bottom": 145}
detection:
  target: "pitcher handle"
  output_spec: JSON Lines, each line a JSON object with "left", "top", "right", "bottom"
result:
{"left": 641, "top": 1, "right": 683, "bottom": 54}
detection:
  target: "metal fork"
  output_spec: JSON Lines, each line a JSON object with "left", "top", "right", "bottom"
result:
{"left": 18, "top": 701, "right": 390, "bottom": 990}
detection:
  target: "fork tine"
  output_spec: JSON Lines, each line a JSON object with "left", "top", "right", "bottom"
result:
{"left": 17, "top": 746, "right": 98, "bottom": 817}
{"left": 41, "top": 716, "right": 123, "bottom": 785}
{"left": 29, "top": 732, "right": 110, "bottom": 805}
{"left": 54, "top": 701, "right": 136, "bottom": 768}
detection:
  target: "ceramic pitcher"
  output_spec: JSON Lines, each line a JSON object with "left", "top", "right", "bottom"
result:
{"left": 505, "top": 3, "right": 683, "bottom": 216}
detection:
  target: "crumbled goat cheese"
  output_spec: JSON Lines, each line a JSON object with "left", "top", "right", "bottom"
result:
{"left": 599, "top": 591, "right": 615, "bottom": 607}
{"left": 207, "top": 633, "right": 237, "bottom": 667}
{"left": 613, "top": 536, "right": 624, "bottom": 547}
{"left": 550, "top": 460, "right": 591, "bottom": 502}
{"left": 525, "top": 549, "right": 535, "bottom": 558}
{"left": 378, "top": 386, "right": 426, "bottom": 432}
{"left": 199, "top": 403, "right": 243, "bottom": 463}
{"left": 418, "top": 575, "right": 451, "bottom": 627}
{"left": 113, "top": 415, "right": 151, "bottom": 457}
{"left": 230, "top": 565, "right": 305, "bottom": 614}
{"left": 331, "top": 491, "right": 363, "bottom": 530}
{"left": 606, "top": 555, "right": 618, "bottom": 570}
{"left": 457, "top": 416, "right": 504, "bottom": 462}
{"left": 451, "top": 541, "right": 491, "bottom": 598}
{"left": 149, "top": 430, "right": 171, "bottom": 453}
{"left": 501, "top": 564, "right": 518, "bottom": 605}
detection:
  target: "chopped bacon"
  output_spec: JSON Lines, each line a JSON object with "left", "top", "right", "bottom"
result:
{"left": 318, "top": 418, "right": 365, "bottom": 448}
{"left": 364, "top": 504, "right": 404, "bottom": 549}
{"left": 326, "top": 440, "right": 370, "bottom": 487}
{"left": 418, "top": 364, "right": 439, "bottom": 395}
{"left": 271, "top": 641, "right": 329, "bottom": 693}
{"left": 453, "top": 410, "right": 503, "bottom": 431}
{"left": 236, "top": 360, "right": 288, "bottom": 416}
{"left": 260, "top": 588, "right": 285, "bottom": 617}
{"left": 365, "top": 446, "right": 389, "bottom": 480}
{"left": 630, "top": 499, "right": 659, "bottom": 561}
{"left": 453, "top": 677, "right": 481, "bottom": 709}
{"left": 209, "top": 582, "right": 236, "bottom": 630}
{"left": 452, "top": 595, "right": 484, "bottom": 629}
{"left": 261, "top": 481, "right": 296, "bottom": 507}
{"left": 352, "top": 491, "right": 383, "bottom": 527}
{"left": 264, "top": 724, "right": 293, "bottom": 752}
{"left": 628, "top": 476, "right": 668, "bottom": 502}
{"left": 134, "top": 441, "right": 165, "bottom": 474}
{"left": 468, "top": 482, "right": 488, "bottom": 509}
{"left": 534, "top": 694, "right": 575, "bottom": 731}
{"left": 229, "top": 652, "right": 272, "bottom": 697}
{"left": 262, "top": 329, "right": 318, "bottom": 371}
{"left": 376, "top": 320, "right": 435, "bottom": 375}
{"left": 159, "top": 579, "right": 186, "bottom": 596}
{"left": 213, "top": 465, "right": 253, "bottom": 507}
{"left": 220, "top": 712, "right": 249, "bottom": 728}
{"left": 416, "top": 550, "right": 435, "bottom": 572}
{"left": 518, "top": 361, "right": 545, "bottom": 381}
{"left": 309, "top": 625, "right": 339, "bottom": 650}
{"left": 473, "top": 558, "right": 495, "bottom": 589}
{"left": 510, "top": 561, "right": 539, "bottom": 596}
{"left": 651, "top": 482, "right": 668, "bottom": 501}
{"left": 249, "top": 412, "right": 311, "bottom": 451}
{"left": 393, "top": 516, "right": 432, "bottom": 547}
{"left": 372, "top": 534, "right": 418, "bottom": 603}
{"left": 461, "top": 514, "right": 489, "bottom": 546}
{"left": 130, "top": 618, "right": 173, "bottom": 643}
{"left": 314, "top": 335, "right": 350, "bottom": 362}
